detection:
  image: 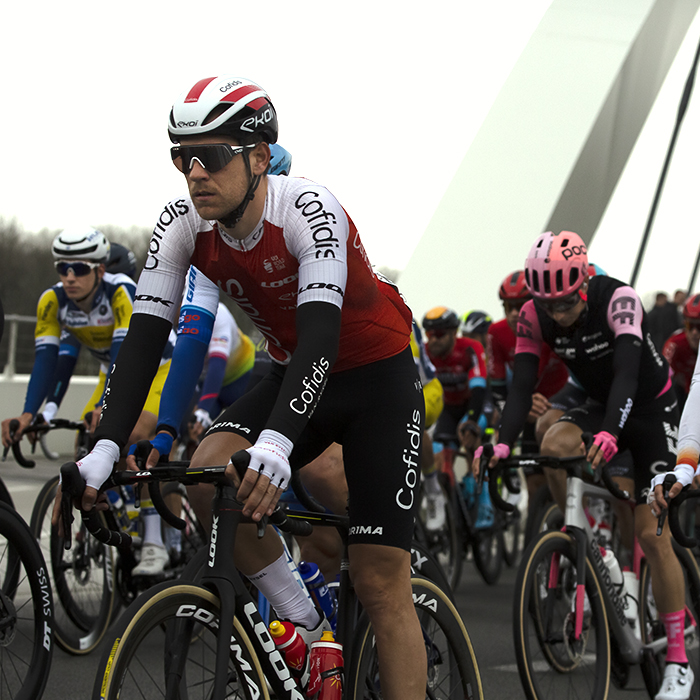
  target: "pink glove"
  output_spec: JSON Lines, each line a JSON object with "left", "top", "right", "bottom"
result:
{"left": 474, "top": 443, "right": 511, "bottom": 461}
{"left": 592, "top": 431, "right": 618, "bottom": 463}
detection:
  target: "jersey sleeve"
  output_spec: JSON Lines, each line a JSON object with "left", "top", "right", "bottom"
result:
{"left": 514, "top": 301, "right": 544, "bottom": 357}
{"left": 131, "top": 198, "right": 199, "bottom": 324}
{"left": 283, "top": 184, "right": 350, "bottom": 310}
{"left": 678, "top": 350, "right": 700, "bottom": 472}
{"left": 606, "top": 286, "right": 644, "bottom": 340}
{"left": 23, "top": 288, "right": 62, "bottom": 416}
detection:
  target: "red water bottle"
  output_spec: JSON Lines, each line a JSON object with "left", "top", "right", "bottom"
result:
{"left": 269, "top": 620, "right": 308, "bottom": 679}
{"left": 307, "top": 630, "right": 343, "bottom": 700}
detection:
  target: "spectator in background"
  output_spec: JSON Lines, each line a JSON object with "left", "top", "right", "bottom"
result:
{"left": 648, "top": 291, "right": 682, "bottom": 352}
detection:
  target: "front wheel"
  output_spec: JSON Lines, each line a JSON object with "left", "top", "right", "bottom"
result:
{"left": 513, "top": 530, "right": 610, "bottom": 700}
{"left": 348, "top": 576, "right": 483, "bottom": 699}
{"left": 30, "top": 475, "right": 114, "bottom": 655}
{"left": 93, "top": 582, "right": 267, "bottom": 700}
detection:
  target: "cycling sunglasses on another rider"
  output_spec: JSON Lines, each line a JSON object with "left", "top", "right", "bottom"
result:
{"left": 533, "top": 288, "right": 583, "bottom": 314}
{"left": 54, "top": 260, "right": 101, "bottom": 277}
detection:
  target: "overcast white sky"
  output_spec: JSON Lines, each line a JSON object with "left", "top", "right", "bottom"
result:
{"left": 1, "top": 2, "right": 552, "bottom": 262}
{"left": 2, "top": 0, "right": 699, "bottom": 309}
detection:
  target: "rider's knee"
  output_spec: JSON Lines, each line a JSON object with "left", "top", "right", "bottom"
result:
{"left": 540, "top": 421, "right": 582, "bottom": 458}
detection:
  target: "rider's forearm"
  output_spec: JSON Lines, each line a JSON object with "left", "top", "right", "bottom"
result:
{"left": 497, "top": 352, "right": 539, "bottom": 447}
{"left": 23, "top": 345, "right": 59, "bottom": 416}
{"left": 601, "top": 334, "right": 641, "bottom": 437}
{"left": 94, "top": 314, "right": 172, "bottom": 449}
{"left": 265, "top": 301, "right": 341, "bottom": 443}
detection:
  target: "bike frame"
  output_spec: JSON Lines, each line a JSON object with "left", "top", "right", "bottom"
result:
{"left": 559, "top": 472, "right": 692, "bottom": 666}
{"left": 186, "top": 481, "right": 353, "bottom": 700}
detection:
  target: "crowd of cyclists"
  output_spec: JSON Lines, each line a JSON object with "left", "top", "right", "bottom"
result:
{"left": 1, "top": 74, "right": 700, "bottom": 700}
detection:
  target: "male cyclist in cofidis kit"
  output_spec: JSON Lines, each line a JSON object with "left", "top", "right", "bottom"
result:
{"left": 475, "top": 231, "right": 693, "bottom": 700}
{"left": 53, "top": 76, "right": 427, "bottom": 699}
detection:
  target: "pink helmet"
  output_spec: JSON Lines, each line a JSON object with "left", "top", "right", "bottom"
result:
{"left": 524, "top": 231, "right": 588, "bottom": 299}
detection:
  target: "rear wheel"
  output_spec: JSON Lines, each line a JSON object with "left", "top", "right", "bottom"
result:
{"left": 348, "top": 576, "right": 483, "bottom": 699}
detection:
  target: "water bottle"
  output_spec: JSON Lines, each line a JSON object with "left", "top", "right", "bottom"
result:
{"left": 601, "top": 547, "right": 625, "bottom": 607}
{"left": 461, "top": 474, "right": 476, "bottom": 509}
{"left": 622, "top": 570, "right": 641, "bottom": 639}
{"left": 269, "top": 620, "right": 308, "bottom": 681}
{"left": 298, "top": 562, "right": 337, "bottom": 628}
{"left": 307, "top": 630, "right": 343, "bottom": 700}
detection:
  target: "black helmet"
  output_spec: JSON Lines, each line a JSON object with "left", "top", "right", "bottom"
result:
{"left": 106, "top": 242, "right": 138, "bottom": 280}
{"left": 422, "top": 306, "right": 460, "bottom": 332}
{"left": 461, "top": 310, "right": 492, "bottom": 336}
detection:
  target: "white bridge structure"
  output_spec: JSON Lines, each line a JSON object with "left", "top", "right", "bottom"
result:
{"left": 398, "top": 0, "right": 700, "bottom": 321}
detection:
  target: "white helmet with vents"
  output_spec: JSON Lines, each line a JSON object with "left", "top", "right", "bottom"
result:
{"left": 52, "top": 227, "right": 111, "bottom": 262}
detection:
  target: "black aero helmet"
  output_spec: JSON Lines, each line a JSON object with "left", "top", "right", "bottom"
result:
{"left": 168, "top": 76, "right": 278, "bottom": 146}
{"left": 422, "top": 306, "right": 460, "bottom": 332}
{"left": 106, "top": 242, "right": 138, "bottom": 280}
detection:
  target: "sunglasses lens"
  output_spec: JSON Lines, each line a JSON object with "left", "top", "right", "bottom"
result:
{"left": 427, "top": 330, "right": 447, "bottom": 339}
{"left": 504, "top": 301, "right": 525, "bottom": 314}
{"left": 536, "top": 293, "right": 579, "bottom": 314}
{"left": 171, "top": 145, "right": 237, "bottom": 175}
{"left": 56, "top": 262, "right": 93, "bottom": 276}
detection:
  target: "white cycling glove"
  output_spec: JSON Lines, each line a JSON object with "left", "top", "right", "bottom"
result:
{"left": 650, "top": 463, "right": 696, "bottom": 493}
{"left": 245, "top": 429, "right": 293, "bottom": 490}
{"left": 72, "top": 439, "right": 121, "bottom": 491}
{"left": 194, "top": 408, "right": 213, "bottom": 430}
{"left": 41, "top": 402, "right": 59, "bottom": 423}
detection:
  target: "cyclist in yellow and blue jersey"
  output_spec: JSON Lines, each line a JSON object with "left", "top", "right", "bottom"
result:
{"left": 1, "top": 227, "right": 172, "bottom": 447}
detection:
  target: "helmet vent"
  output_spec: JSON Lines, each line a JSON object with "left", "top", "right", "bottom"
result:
{"left": 543, "top": 271, "right": 551, "bottom": 294}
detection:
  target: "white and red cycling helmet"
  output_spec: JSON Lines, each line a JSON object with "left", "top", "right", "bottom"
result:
{"left": 168, "top": 76, "right": 278, "bottom": 145}
{"left": 524, "top": 231, "right": 588, "bottom": 299}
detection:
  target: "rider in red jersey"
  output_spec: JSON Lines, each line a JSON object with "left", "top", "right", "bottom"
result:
{"left": 53, "top": 76, "right": 427, "bottom": 699}
{"left": 663, "top": 293, "right": 700, "bottom": 411}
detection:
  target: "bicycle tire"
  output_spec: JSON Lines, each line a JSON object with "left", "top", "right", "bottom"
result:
{"left": 347, "top": 576, "right": 483, "bottom": 700}
{"left": 639, "top": 540, "right": 700, "bottom": 699}
{"left": 92, "top": 581, "right": 269, "bottom": 700}
{"left": 524, "top": 484, "right": 564, "bottom": 546}
{"left": 416, "top": 479, "right": 463, "bottom": 590}
{"left": 471, "top": 526, "right": 504, "bottom": 585}
{"left": 0, "top": 501, "right": 54, "bottom": 700}
{"left": 513, "top": 530, "right": 611, "bottom": 700}
{"left": 501, "top": 507, "right": 523, "bottom": 568}
{"left": 30, "top": 474, "right": 115, "bottom": 655}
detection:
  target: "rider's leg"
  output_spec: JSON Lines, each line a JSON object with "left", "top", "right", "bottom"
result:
{"left": 636, "top": 505, "right": 688, "bottom": 665}
{"left": 350, "top": 544, "right": 426, "bottom": 700}
{"left": 189, "top": 429, "right": 323, "bottom": 629}
{"left": 539, "top": 420, "right": 584, "bottom": 512}
{"left": 298, "top": 443, "right": 346, "bottom": 581}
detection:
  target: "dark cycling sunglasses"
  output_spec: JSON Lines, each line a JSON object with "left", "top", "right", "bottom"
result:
{"left": 170, "top": 143, "right": 253, "bottom": 175}
{"left": 534, "top": 291, "right": 582, "bottom": 314}
{"left": 503, "top": 300, "right": 527, "bottom": 314}
{"left": 685, "top": 319, "right": 700, "bottom": 332}
{"left": 426, "top": 329, "right": 449, "bottom": 339}
{"left": 54, "top": 261, "right": 99, "bottom": 277}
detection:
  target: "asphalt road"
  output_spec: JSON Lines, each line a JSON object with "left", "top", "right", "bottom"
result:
{"left": 3, "top": 455, "right": 652, "bottom": 700}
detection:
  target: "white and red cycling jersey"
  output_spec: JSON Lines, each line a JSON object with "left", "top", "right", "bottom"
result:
{"left": 135, "top": 175, "right": 412, "bottom": 370}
